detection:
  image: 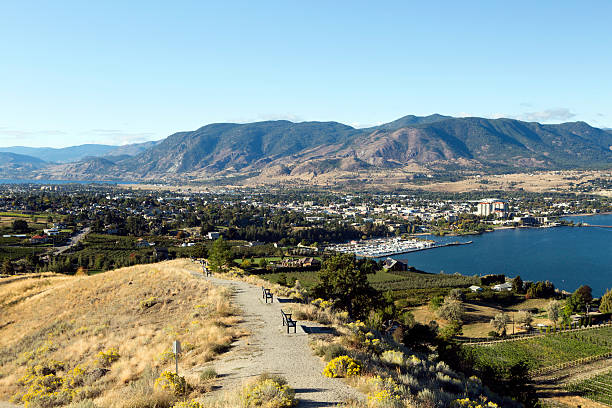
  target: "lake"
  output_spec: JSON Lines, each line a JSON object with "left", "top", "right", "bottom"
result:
{"left": 390, "top": 214, "right": 612, "bottom": 297}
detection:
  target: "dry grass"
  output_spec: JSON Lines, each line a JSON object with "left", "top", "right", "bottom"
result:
{"left": 0, "top": 259, "right": 244, "bottom": 407}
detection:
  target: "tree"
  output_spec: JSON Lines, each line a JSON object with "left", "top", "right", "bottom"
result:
{"left": 439, "top": 320, "right": 463, "bottom": 341}
{"left": 515, "top": 310, "right": 533, "bottom": 329}
{"left": 312, "top": 253, "right": 378, "bottom": 318}
{"left": 575, "top": 285, "right": 593, "bottom": 306}
{"left": 191, "top": 243, "right": 208, "bottom": 259}
{"left": 546, "top": 300, "right": 561, "bottom": 328}
{"left": 208, "top": 237, "right": 233, "bottom": 273}
{"left": 2, "top": 259, "right": 15, "bottom": 275}
{"left": 437, "top": 298, "right": 465, "bottom": 323}
{"left": 600, "top": 289, "right": 612, "bottom": 314}
{"left": 447, "top": 288, "right": 464, "bottom": 301}
{"left": 491, "top": 312, "right": 511, "bottom": 336}
{"left": 512, "top": 275, "right": 524, "bottom": 293}
{"left": 12, "top": 219, "right": 28, "bottom": 232}
{"left": 565, "top": 285, "right": 593, "bottom": 315}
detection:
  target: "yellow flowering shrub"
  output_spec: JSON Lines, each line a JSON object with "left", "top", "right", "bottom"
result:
{"left": 452, "top": 397, "right": 499, "bottom": 408}
{"left": 322, "top": 356, "right": 362, "bottom": 378}
{"left": 154, "top": 371, "right": 188, "bottom": 396}
{"left": 366, "top": 376, "right": 404, "bottom": 407}
{"left": 97, "top": 348, "right": 120, "bottom": 367}
{"left": 241, "top": 378, "right": 296, "bottom": 407}
{"left": 172, "top": 401, "right": 204, "bottom": 408}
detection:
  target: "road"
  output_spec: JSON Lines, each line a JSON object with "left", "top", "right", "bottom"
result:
{"left": 52, "top": 227, "right": 90, "bottom": 255}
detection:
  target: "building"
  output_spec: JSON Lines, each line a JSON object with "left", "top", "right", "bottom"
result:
{"left": 492, "top": 282, "right": 513, "bottom": 292}
{"left": 30, "top": 235, "right": 49, "bottom": 244}
{"left": 382, "top": 258, "right": 408, "bottom": 272}
{"left": 207, "top": 232, "right": 220, "bottom": 240}
{"left": 476, "top": 199, "right": 509, "bottom": 217}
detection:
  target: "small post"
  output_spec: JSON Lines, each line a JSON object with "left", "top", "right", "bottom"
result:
{"left": 172, "top": 340, "right": 181, "bottom": 375}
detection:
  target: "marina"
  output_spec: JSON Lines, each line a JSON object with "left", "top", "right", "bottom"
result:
{"left": 326, "top": 237, "right": 472, "bottom": 258}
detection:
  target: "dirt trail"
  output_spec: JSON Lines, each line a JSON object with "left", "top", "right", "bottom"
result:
{"left": 199, "top": 274, "right": 364, "bottom": 407}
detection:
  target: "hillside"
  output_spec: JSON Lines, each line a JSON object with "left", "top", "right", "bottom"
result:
{"left": 0, "top": 152, "right": 47, "bottom": 177}
{"left": 0, "top": 260, "right": 242, "bottom": 408}
{"left": 5, "top": 115, "right": 612, "bottom": 183}
{"left": 0, "top": 141, "right": 159, "bottom": 164}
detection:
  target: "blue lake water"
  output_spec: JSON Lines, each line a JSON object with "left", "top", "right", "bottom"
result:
{"left": 390, "top": 214, "right": 612, "bottom": 297}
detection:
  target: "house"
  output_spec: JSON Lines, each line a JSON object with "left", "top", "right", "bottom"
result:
{"left": 207, "top": 232, "right": 220, "bottom": 240}
{"left": 280, "top": 257, "right": 321, "bottom": 269}
{"left": 43, "top": 227, "right": 60, "bottom": 236}
{"left": 136, "top": 239, "right": 151, "bottom": 248}
{"left": 301, "top": 257, "right": 321, "bottom": 268}
{"left": 492, "top": 282, "right": 513, "bottom": 292}
{"left": 469, "top": 285, "right": 483, "bottom": 292}
{"left": 382, "top": 258, "right": 408, "bottom": 272}
{"left": 30, "top": 235, "right": 49, "bottom": 244}
{"left": 247, "top": 241, "right": 265, "bottom": 247}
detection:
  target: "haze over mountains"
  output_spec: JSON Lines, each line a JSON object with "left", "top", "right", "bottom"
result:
{"left": 0, "top": 141, "right": 159, "bottom": 163}
{"left": 2, "top": 114, "right": 611, "bottom": 183}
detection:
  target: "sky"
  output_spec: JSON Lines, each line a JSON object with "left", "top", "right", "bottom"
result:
{"left": 1, "top": 1, "right": 611, "bottom": 148}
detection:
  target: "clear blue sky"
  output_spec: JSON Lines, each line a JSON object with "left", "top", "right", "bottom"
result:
{"left": 1, "top": 1, "right": 611, "bottom": 147}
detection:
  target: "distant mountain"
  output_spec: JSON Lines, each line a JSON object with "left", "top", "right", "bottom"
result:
{"left": 0, "top": 152, "right": 47, "bottom": 178}
{"left": 7, "top": 115, "right": 612, "bottom": 182}
{"left": 0, "top": 141, "right": 160, "bottom": 163}
{"left": 364, "top": 114, "right": 452, "bottom": 132}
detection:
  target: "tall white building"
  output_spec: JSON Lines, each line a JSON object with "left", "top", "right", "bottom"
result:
{"left": 476, "top": 199, "right": 508, "bottom": 217}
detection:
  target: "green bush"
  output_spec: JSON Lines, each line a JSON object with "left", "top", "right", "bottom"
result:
{"left": 199, "top": 367, "right": 217, "bottom": 382}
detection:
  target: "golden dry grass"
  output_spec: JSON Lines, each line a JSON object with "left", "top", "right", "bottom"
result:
{"left": 0, "top": 259, "right": 244, "bottom": 407}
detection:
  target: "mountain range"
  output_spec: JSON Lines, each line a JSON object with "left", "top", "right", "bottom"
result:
{"left": 2, "top": 115, "right": 611, "bottom": 183}
{"left": 0, "top": 141, "right": 159, "bottom": 163}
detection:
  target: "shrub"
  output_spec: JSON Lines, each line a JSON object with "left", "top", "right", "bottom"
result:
{"left": 323, "top": 356, "right": 361, "bottom": 378}
{"left": 366, "top": 376, "right": 404, "bottom": 407}
{"left": 140, "top": 297, "right": 158, "bottom": 310}
{"left": 97, "top": 348, "right": 120, "bottom": 367}
{"left": 314, "top": 343, "right": 347, "bottom": 362}
{"left": 154, "top": 371, "right": 188, "bottom": 396}
{"left": 199, "top": 367, "right": 218, "bottom": 382}
{"left": 241, "top": 375, "right": 296, "bottom": 407}
{"left": 172, "top": 401, "right": 204, "bottom": 408}
{"left": 380, "top": 350, "right": 405, "bottom": 366}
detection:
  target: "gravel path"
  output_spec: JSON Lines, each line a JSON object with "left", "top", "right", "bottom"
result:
{"left": 200, "top": 275, "right": 364, "bottom": 407}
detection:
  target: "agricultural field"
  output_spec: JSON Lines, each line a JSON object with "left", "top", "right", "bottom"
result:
{"left": 464, "top": 326, "right": 612, "bottom": 372}
{"left": 566, "top": 369, "right": 612, "bottom": 406}
{"left": 63, "top": 234, "right": 194, "bottom": 273}
{"left": 259, "top": 268, "right": 480, "bottom": 307}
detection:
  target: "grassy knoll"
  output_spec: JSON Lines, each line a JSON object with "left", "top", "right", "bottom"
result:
{"left": 566, "top": 369, "right": 612, "bottom": 406}
{"left": 0, "top": 259, "right": 243, "bottom": 407}
{"left": 463, "top": 326, "right": 612, "bottom": 371}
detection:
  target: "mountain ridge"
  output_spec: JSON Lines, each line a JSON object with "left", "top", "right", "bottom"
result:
{"left": 4, "top": 115, "right": 612, "bottom": 183}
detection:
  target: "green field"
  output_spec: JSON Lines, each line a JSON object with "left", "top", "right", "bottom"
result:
{"left": 259, "top": 268, "right": 479, "bottom": 306}
{"left": 566, "top": 369, "right": 612, "bottom": 406}
{"left": 0, "top": 246, "right": 45, "bottom": 261}
{"left": 464, "top": 326, "right": 612, "bottom": 371}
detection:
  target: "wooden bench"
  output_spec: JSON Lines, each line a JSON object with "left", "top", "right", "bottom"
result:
{"left": 262, "top": 287, "right": 273, "bottom": 303}
{"left": 281, "top": 309, "right": 297, "bottom": 333}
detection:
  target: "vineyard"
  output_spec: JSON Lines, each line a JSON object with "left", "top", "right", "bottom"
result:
{"left": 566, "top": 369, "right": 612, "bottom": 406}
{"left": 463, "top": 326, "right": 612, "bottom": 372}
